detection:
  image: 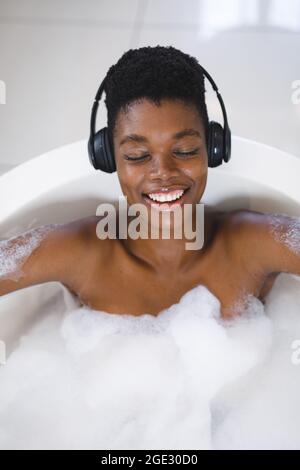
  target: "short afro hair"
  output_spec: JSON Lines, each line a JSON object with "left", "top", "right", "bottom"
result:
{"left": 104, "top": 45, "right": 209, "bottom": 150}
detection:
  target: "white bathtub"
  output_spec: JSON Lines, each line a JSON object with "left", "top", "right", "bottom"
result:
{"left": 1, "top": 136, "right": 300, "bottom": 450}
{"left": 0, "top": 136, "right": 300, "bottom": 356}
{"left": 1, "top": 136, "right": 300, "bottom": 226}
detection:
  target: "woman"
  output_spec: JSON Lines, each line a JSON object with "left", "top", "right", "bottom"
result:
{"left": 1, "top": 46, "right": 299, "bottom": 318}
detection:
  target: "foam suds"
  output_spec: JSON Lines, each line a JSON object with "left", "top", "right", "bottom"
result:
{"left": 0, "top": 224, "right": 58, "bottom": 281}
{"left": 269, "top": 213, "right": 300, "bottom": 255}
{"left": 1, "top": 273, "right": 300, "bottom": 449}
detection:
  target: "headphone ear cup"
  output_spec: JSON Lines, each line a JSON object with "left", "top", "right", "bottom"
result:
{"left": 92, "top": 127, "right": 116, "bottom": 173}
{"left": 224, "top": 126, "right": 231, "bottom": 163}
{"left": 88, "top": 135, "right": 97, "bottom": 169}
{"left": 207, "top": 121, "right": 224, "bottom": 168}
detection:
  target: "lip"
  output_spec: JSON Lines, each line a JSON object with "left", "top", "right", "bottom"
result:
{"left": 142, "top": 187, "right": 191, "bottom": 211}
{"left": 142, "top": 185, "right": 190, "bottom": 195}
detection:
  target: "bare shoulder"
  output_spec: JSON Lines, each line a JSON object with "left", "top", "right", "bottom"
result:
{"left": 221, "top": 208, "right": 298, "bottom": 241}
{"left": 218, "top": 208, "right": 272, "bottom": 237}
{"left": 60, "top": 215, "right": 114, "bottom": 262}
{"left": 218, "top": 208, "right": 274, "bottom": 248}
{"left": 39, "top": 215, "right": 114, "bottom": 295}
{"left": 0, "top": 214, "right": 115, "bottom": 300}
{"left": 76, "top": 215, "right": 114, "bottom": 248}
{"left": 220, "top": 209, "right": 300, "bottom": 276}
{"left": 205, "top": 206, "right": 246, "bottom": 241}
{"left": 205, "top": 208, "right": 271, "bottom": 275}
{"left": 36, "top": 215, "right": 114, "bottom": 281}
{"left": 0, "top": 216, "right": 104, "bottom": 297}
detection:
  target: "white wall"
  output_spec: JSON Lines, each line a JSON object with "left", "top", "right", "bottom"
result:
{"left": 0, "top": 0, "right": 299, "bottom": 174}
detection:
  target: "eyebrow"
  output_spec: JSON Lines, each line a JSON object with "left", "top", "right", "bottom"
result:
{"left": 119, "top": 128, "right": 202, "bottom": 146}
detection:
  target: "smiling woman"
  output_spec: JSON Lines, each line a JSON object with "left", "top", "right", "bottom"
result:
{"left": 1, "top": 45, "right": 299, "bottom": 319}
{"left": 114, "top": 98, "right": 208, "bottom": 213}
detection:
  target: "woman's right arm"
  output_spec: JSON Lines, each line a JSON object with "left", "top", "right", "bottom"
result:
{"left": 0, "top": 220, "right": 87, "bottom": 297}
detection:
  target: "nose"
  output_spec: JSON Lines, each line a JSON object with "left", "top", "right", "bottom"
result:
{"left": 149, "top": 153, "right": 180, "bottom": 180}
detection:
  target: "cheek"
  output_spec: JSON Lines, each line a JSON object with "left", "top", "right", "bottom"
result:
{"left": 186, "top": 163, "right": 207, "bottom": 197}
{"left": 186, "top": 160, "right": 207, "bottom": 182}
{"left": 200, "top": 165, "right": 208, "bottom": 181}
{"left": 117, "top": 167, "right": 143, "bottom": 195}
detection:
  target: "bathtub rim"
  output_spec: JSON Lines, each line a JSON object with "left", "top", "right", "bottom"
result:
{"left": 0, "top": 135, "right": 299, "bottom": 223}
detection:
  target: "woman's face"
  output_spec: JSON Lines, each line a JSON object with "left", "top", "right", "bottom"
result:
{"left": 113, "top": 98, "right": 208, "bottom": 210}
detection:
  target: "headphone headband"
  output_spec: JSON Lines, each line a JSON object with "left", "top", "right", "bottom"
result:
{"left": 197, "top": 66, "right": 229, "bottom": 139}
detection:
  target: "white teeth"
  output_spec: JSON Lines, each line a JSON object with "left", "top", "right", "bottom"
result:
{"left": 147, "top": 190, "right": 184, "bottom": 202}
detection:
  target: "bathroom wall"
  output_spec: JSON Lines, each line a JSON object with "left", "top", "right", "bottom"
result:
{"left": 0, "top": 0, "right": 299, "bottom": 175}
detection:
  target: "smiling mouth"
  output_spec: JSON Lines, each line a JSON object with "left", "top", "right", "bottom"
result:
{"left": 142, "top": 187, "right": 191, "bottom": 210}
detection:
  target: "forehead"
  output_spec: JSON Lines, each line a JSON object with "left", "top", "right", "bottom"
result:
{"left": 115, "top": 98, "right": 203, "bottom": 141}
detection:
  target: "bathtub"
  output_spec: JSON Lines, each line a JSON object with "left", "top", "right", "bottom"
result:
{"left": 0, "top": 136, "right": 300, "bottom": 450}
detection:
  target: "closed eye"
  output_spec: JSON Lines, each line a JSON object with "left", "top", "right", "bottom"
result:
{"left": 124, "top": 148, "right": 200, "bottom": 162}
{"left": 124, "top": 154, "right": 150, "bottom": 162}
{"left": 175, "top": 149, "right": 200, "bottom": 157}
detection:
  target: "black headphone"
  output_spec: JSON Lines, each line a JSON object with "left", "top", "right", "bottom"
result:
{"left": 88, "top": 64, "right": 231, "bottom": 173}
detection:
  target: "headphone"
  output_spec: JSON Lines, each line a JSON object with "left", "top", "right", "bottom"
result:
{"left": 88, "top": 65, "right": 231, "bottom": 172}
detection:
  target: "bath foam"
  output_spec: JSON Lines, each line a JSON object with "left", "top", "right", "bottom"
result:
{"left": 212, "top": 273, "right": 300, "bottom": 450}
{"left": 4, "top": 274, "right": 298, "bottom": 450}
{"left": 269, "top": 213, "right": 300, "bottom": 256}
{"left": 0, "top": 224, "right": 58, "bottom": 282}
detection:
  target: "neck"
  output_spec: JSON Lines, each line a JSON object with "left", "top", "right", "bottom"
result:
{"left": 119, "top": 207, "right": 215, "bottom": 275}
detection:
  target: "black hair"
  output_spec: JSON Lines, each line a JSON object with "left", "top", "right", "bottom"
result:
{"left": 104, "top": 45, "right": 209, "bottom": 150}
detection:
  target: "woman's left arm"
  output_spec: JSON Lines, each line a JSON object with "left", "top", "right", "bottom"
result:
{"left": 232, "top": 210, "right": 300, "bottom": 276}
